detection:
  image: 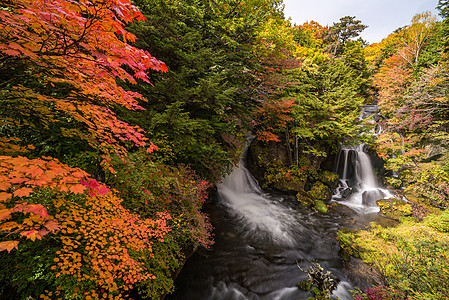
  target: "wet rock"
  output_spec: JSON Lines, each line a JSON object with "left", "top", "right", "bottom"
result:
{"left": 341, "top": 187, "right": 352, "bottom": 198}
{"left": 361, "top": 189, "right": 386, "bottom": 207}
{"left": 343, "top": 257, "right": 384, "bottom": 291}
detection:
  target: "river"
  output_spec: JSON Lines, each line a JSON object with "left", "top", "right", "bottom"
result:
{"left": 166, "top": 142, "right": 369, "bottom": 299}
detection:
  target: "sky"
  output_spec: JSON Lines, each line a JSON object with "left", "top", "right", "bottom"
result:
{"left": 283, "top": 0, "right": 440, "bottom": 44}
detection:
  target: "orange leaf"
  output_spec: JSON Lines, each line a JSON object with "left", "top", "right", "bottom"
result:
{"left": 71, "top": 170, "right": 88, "bottom": 178}
{"left": 13, "top": 187, "right": 33, "bottom": 197}
{"left": 0, "top": 181, "right": 11, "bottom": 191}
{"left": 25, "top": 166, "right": 44, "bottom": 177}
{"left": 20, "top": 230, "right": 40, "bottom": 241}
{"left": 38, "top": 228, "right": 50, "bottom": 238}
{"left": 0, "top": 221, "right": 20, "bottom": 231}
{"left": 69, "top": 184, "right": 87, "bottom": 194}
{"left": 0, "top": 208, "right": 11, "bottom": 221}
{"left": 9, "top": 177, "right": 28, "bottom": 184}
{"left": 44, "top": 220, "right": 60, "bottom": 233}
{"left": 0, "top": 240, "right": 19, "bottom": 253}
{"left": 0, "top": 192, "right": 12, "bottom": 202}
{"left": 13, "top": 203, "right": 50, "bottom": 218}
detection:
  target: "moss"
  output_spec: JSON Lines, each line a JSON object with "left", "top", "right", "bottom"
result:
{"left": 376, "top": 199, "right": 413, "bottom": 220}
{"left": 314, "top": 200, "right": 328, "bottom": 213}
{"left": 318, "top": 171, "right": 339, "bottom": 188}
{"left": 308, "top": 182, "right": 329, "bottom": 201}
{"left": 336, "top": 228, "right": 361, "bottom": 261}
{"left": 385, "top": 177, "right": 402, "bottom": 188}
{"left": 298, "top": 280, "right": 313, "bottom": 291}
{"left": 297, "top": 182, "right": 331, "bottom": 213}
{"left": 425, "top": 211, "right": 449, "bottom": 233}
{"left": 297, "top": 193, "right": 315, "bottom": 206}
{"left": 343, "top": 219, "right": 449, "bottom": 299}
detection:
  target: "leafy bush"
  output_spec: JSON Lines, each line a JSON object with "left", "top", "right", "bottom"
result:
{"left": 425, "top": 210, "right": 449, "bottom": 233}
{"left": 352, "top": 286, "right": 406, "bottom": 300}
{"left": 407, "top": 163, "right": 449, "bottom": 209}
{"left": 343, "top": 220, "right": 449, "bottom": 299}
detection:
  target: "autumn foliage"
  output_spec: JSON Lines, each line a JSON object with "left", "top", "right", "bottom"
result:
{"left": 0, "top": 0, "right": 167, "bottom": 156}
{"left": 0, "top": 0, "right": 214, "bottom": 299}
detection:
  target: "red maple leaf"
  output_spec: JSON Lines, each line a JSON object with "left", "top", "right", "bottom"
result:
{"left": 0, "top": 209, "right": 11, "bottom": 221}
{"left": 20, "top": 230, "right": 41, "bottom": 241}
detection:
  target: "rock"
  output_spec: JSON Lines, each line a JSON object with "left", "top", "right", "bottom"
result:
{"left": 341, "top": 187, "right": 352, "bottom": 198}
{"left": 308, "top": 182, "right": 329, "bottom": 201}
{"left": 361, "top": 189, "right": 386, "bottom": 207}
{"left": 343, "top": 257, "right": 384, "bottom": 291}
{"left": 296, "top": 192, "right": 315, "bottom": 207}
{"left": 318, "top": 171, "right": 339, "bottom": 189}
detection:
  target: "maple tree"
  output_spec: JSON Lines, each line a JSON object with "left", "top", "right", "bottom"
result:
{"left": 0, "top": 0, "right": 167, "bottom": 158}
{"left": 0, "top": 155, "right": 98, "bottom": 252}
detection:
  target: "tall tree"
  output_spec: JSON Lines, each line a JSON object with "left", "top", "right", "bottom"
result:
{"left": 396, "top": 11, "right": 437, "bottom": 67}
{"left": 326, "top": 16, "right": 368, "bottom": 55}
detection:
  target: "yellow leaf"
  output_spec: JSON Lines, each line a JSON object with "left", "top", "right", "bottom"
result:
{"left": 0, "top": 221, "right": 20, "bottom": 231}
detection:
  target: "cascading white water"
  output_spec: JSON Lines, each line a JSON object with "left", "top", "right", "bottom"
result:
{"left": 333, "top": 105, "right": 395, "bottom": 213}
{"left": 169, "top": 136, "right": 355, "bottom": 300}
{"left": 217, "top": 140, "right": 300, "bottom": 247}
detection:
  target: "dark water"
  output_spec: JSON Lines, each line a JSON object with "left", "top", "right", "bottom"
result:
{"left": 167, "top": 159, "right": 355, "bottom": 300}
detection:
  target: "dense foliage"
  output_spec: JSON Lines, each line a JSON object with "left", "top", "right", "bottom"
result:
{"left": 342, "top": 3, "right": 449, "bottom": 299}
{"left": 1, "top": 0, "right": 448, "bottom": 298}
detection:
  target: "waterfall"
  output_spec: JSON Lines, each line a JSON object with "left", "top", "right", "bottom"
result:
{"left": 217, "top": 136, "right": 301, "bottom": 247}
{"left": 332, "top": 106, "right": 395, "bottom": 213}
{"left": 169, "top": 135, "right": 355, "bottom": 300}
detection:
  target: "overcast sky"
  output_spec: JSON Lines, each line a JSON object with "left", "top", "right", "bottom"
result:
{"left": 283, "top": 0, "right": 440, "bottom": 44}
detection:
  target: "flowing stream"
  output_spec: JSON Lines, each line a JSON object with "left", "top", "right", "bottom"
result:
{"left": 168, "top": 106, "right": 393, "bottom": 299}
{"left": 167, "top": 140, "right": 354, "bottom": 300}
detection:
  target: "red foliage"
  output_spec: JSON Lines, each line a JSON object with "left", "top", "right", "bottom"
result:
{"left": 255, "top": 98, "right": 295, "bottom": 142}
{"left": 0, "top": 0, "right": 167, "bottom": 156}
{"left": 0, "top": 155, "right": 111, "bottom": 251}
{"left": 352, "top": 286, "right": 406, "bottom": 300}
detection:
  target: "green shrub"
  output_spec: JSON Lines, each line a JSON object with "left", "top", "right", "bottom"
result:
{"left": 346, "top": 220, "right": 449, "bottom": 299}
{"left": 425, "top": 211, "right": 449, "bottom": 233}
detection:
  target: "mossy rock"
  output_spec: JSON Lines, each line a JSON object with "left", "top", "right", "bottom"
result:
{"left": 318, "top": 171, "right": 339, "bottom": 189}
{"left": 271, "top": 173, "right": 306, "bottom": 192}
{"left": 376, "top": 199, "right": 413, "bottom": 220}
{"left": 297, "top": 192, "right": 315, "bottom": 207}
{"left": 336, "top": 228, "right": 360, "bottom": 261}
{"left": 308, "top": 182, "right": 329, "bottom": 201}
{"left": 314, "top": 200, "right": 328, "bottom": 213}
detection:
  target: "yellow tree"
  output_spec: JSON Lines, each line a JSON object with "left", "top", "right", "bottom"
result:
{"left": 397, "top": 11, "right": 437, "bottom": 66}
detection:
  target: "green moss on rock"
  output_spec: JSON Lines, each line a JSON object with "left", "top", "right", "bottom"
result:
{"left": 318, "top": 171, "right": 339, "bottom": 188}
{"left": 314, "top": 200, "right": 328, "bottom": 213}
{"left": 336, "top": 228, "right": 360, "bottom": 261}
{"left": 309, "top": 182, "right": 329, "bottom": 200}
